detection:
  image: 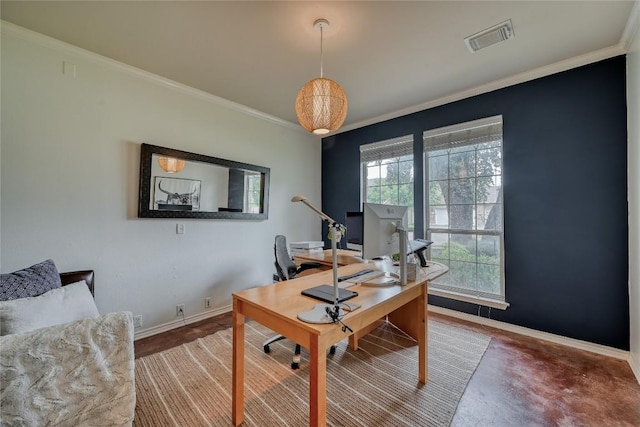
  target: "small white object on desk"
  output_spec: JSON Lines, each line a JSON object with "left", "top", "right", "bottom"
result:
{"left": 360, "top": 272, "right": 401, "bottom": 287}
{"left": 290, "top": 241, "right": 324, "bottom": 249}
{"left": 290, "top": 241, "right": 325, "bottom": 256}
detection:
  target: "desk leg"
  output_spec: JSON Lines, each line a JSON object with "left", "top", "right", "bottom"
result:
{"left": 418, "top": 285, "right": 428, "bottom": 384}
{"left": 232, "top": 299, "right": 245, "bottom": 426}
{"left": 387, "top": 286, "right": 429, "bottom": 383}
{"left": 309, "top": 337, "right": 327, "bottom": 427}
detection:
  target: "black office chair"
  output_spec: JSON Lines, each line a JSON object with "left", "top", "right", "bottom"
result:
{"left": 272, "top": 235, "right": 320, "bottom": 281}
{"left": 263, "top": 235, "right": 335, "bottom": 369}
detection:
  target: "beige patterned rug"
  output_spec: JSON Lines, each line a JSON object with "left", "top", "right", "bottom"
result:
{"left": 134, "top": 319, "right": 490, "bottom": 426}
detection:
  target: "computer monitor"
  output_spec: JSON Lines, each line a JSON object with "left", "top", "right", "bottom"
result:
{"left": 362, "top": 203, "right": 408, "bottom": 261}
{"left": 345, "top": 211, "right": 364, "bottom": 251}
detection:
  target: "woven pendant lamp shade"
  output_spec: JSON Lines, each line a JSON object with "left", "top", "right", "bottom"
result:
{"left": 158, "top": 157, "right": 185, "bottom": 173}
{"left": 295, "top": 77, "right": 348, "bottom": 135}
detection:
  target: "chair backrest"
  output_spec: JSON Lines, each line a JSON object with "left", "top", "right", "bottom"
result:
{"left": 274, "top": 235, "right": 297, "bottom": 281}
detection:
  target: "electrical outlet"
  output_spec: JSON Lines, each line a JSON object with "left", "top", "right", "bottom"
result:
{"left": 204, "top": 297, "right": 211, "bottom": 309}
{"left": 176, "top": 304, "right": 185, "bottom": 317}
{"left": 133, "top": 315, "right": 142, "bottom": 328}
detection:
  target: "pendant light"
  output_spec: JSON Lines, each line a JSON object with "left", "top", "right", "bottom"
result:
{"left": 158, "top": 157, "right": 185, "bottom": 173}
{"left": 295, "top": 18, "right": 348, "bottom": 135}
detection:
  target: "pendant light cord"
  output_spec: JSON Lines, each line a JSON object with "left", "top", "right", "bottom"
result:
{"left": 319, "top": 24, "right": 324, "bottom": 78}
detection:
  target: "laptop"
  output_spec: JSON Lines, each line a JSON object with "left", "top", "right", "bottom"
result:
{"left": 301, "top": 285, "right": 358, "bottom": 304}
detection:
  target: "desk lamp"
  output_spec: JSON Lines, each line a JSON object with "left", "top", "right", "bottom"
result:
{"left": 292, "top": 195, "right": 344, "bottom": 324}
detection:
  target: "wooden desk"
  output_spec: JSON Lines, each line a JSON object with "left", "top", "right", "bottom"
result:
{"left": 232, "top": 261, "right": 448, "bottom": 426}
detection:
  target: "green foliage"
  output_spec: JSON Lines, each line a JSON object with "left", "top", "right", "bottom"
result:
{"left": 427, "top": 144, "right": 503, "bottom": 294}
{"left": 327, "top": 224, "right": 346, "bottom": 241}
{"left": 366, "top": 157, "right": 413, "bottom": 206}
{"left": 429, "top": 182, "right": 445, "bottom": 205}
{"left": 433, "top": 241, "right": 500, "bottom": 295}
{"left": 429, "top": 145, "right": 501, "bottom": 230}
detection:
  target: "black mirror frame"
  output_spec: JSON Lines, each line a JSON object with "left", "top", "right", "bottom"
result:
{"left": 138, "top": 143, "right": 270, "bottom": 220}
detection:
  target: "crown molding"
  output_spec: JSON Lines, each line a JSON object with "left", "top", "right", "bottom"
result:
{"left": 621, "top": 0, "right": 640, "bottom": 52}
{"left": 0, "top": 20, "right": 307, "bottom": 135}
{"left": 2, "top": 18, "right": 631, "bottom": 140}
{"left": 339, "top": 43, "right": 626, "bottom": 134}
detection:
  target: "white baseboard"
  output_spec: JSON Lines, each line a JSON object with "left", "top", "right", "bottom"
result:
{"left": 133, "top": 305, "right": 232, "bottom": 341}
{"left": 629, "top": 352, "right": 640, "bottom": 384}
{"left": 428, "top": 305, "right": 630, "bottom": 361}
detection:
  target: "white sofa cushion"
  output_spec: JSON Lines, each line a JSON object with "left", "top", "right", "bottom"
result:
{"left": 0, "top": 281, "right": 99, "bottom": 336}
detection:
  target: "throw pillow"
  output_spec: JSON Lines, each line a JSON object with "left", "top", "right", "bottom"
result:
{"left": 0, "top": 281, "right": 99, "bottom": 336}
{"left": 0, "top": 259, "right": 62, "bottom": 301}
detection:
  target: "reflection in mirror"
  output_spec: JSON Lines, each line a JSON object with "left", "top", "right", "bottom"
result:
{"left": 138, "top": 144, "right": 270, "bottom": 220}
{"left": 157, "top": 156, "right": 186, "bottom": 173}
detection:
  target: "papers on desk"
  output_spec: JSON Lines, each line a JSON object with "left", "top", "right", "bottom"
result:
{"left": 289, "top": 241, "right": 324, "bottom": 256}
{"left": 290, "top": 241, "right": 324, "bottom": 249}
{"left": 290, "top": 247, "right": 323, "bottom": 256}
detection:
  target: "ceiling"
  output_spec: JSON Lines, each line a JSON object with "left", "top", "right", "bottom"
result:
{"left": 1, "top": 1, "right": 637, "bottom": 134}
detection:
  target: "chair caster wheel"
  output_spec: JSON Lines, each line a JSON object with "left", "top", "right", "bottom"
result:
{"left": 329, "top": 346, "right": 336, "bottom": 355}
{"left": 291, "top": 362, "right": 299, "bottom": 370}
{"left": 263, "top": 345, "right": 271, "bottom": 354}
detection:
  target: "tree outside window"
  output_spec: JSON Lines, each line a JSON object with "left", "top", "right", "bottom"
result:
{"left": 424, "top": 116, "right": 505, "bottom": 304}
{"left": 360, "top": 135, "right": 414, "bottom": 236}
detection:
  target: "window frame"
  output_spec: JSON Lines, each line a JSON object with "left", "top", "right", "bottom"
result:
{"left": 423, "top": 116, "right": 508, "bottom": 309}
{"left": 360, "top": 135, "right": 415, "bottom": 235}
{"left": 244, "top": 173, "right": 262, "bottom": 214}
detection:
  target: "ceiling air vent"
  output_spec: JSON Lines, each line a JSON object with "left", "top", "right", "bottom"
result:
{"left": 464, "top": 19, "right": 514, "bottom": 53}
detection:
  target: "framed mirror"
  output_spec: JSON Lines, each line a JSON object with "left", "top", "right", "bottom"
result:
{"left": 138, "top": 143, "right": 270, "bottom": 220}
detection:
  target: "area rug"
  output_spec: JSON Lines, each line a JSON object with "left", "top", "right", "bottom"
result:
{"left": 134, "top": 319, "right": 490, "bottom": 426}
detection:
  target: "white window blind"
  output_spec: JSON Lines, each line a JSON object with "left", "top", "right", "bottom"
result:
{"left": 423, "top": 116, "right": 502, "bottom": 151}
{"left": 360, "top": 134, "right": 413, "bottom": 163}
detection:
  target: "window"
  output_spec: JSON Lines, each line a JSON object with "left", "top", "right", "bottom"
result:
{"left": 423, "top": 116, "right": 507, "bottom": 309}
{"left": 244, "top": 173, "right": 262, "bottom": 213}
{"left": 360, "top": 135, "right": 415, "bottom": 236}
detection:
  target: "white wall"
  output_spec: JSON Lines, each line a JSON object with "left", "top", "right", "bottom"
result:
{"left": 628, "top": 4, "right": 640, "bottom": 381}
{"left": 0, "top": 23, "right": 323, "bottom": 336}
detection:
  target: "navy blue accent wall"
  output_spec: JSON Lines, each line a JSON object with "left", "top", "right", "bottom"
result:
{"left": 322, "top": 56, "right": 629, "bottom": 350}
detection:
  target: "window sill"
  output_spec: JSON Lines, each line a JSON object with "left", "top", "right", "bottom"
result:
{"left": 428, "top": 287, "right": 510, "bottom": 310}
